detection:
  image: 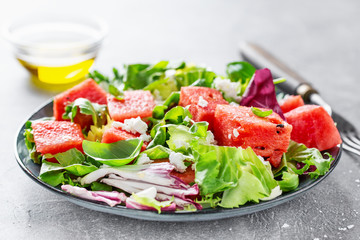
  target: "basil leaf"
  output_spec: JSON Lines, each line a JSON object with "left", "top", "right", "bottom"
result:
{"left": 251, "top": 107, "right": 273, "bottom": 117}
{"left": 82, "top": 139, "right": 143, "bottom": 167}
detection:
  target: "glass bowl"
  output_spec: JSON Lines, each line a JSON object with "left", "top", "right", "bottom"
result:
{"left": 3, "top": 13, "right": 108, "bottom": 87}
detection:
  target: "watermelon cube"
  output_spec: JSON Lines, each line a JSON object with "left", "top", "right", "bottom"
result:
{"left": 107, "top": 90, "right": 155, "bottom": 122}
{"left": 284, "top": 105, "right": 342, "bottom": 151}
{"left": 279, "top": 95, "right": 305, "bottom": 113}
{"left": 53, "top": 78, "right": 108, "bottom": 121}
{"left": 32, "top": 121, "right": 84, "bottom": 155}
{"left": 179, "top": 86, "right": 228, "bottom": 130}
{"left": 213, "top": 105, "right": 292, "bottom": 167}
{"left": 101, "top": 126, "right": 147, "bottom": 151}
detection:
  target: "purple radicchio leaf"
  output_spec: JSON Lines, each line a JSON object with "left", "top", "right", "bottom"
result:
{"left": 240, "top": 68, "right": 285, "bottom": 119}
{"left": 61, "top": 185, "right": 127, "bottom": 207}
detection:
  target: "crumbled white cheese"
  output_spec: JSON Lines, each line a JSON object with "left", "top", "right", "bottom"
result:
{"left": 206, "top": 131, "right": 217, "bottom": 145}
{"left": 173, "top": 139, "right": 190, "bottom": 149}
{"left": 282, "top": 223, "right": 290, "bottom": 228}
{"left": 153, "top": 89, "right": 163, "bottom": 103}
{"left": 198, "top": 96, "right": 208, "bottom": 107}
{"left": 233, "top": 129, "right": 239, "bottom": 138}
{"left": 191, "top": 163, "right": 196, "bottom": 171}
{"left": 257, "top": 156, "right": 270, "bottom": 166}
{"left": 165, "top": 69, "right": 176, "bottom": 79}
{"left": 113, "top": 117, "right": 148, "bottom": 135}
{"left": 229, "top": 102, "right": 239, "bottom": 107}
{"left": 228, "top": 134, "right": 232, "bottom": 139}
{"left": 134, "top": 187, "right": 157, "bottom": 199}
{"left": 245, "top": 113, "right": 250, "bottom": 117}
{"left": 184, "top": 116, "right": 192, "bottom": 124}
{"left": 214, "top": 77, "right": 241, "bottom": 102}
{"left": 347, "top": 225, "right": 355, "bottom": 229}
{"left": 138, "top": 134, "right": 152, "bottom": 142}
{"left": 136, "top": 153, "right": 153, "bottom": 165}
{"left": 169, "top": 152, "right": 187, "bottom": 173}
{"left": 338, "top": 227, "right": 347, "bottom": 231}
{"left": 261, "top": 186, "right": 282, "bottom": 201}
{"left": 355, "top": 179, "right": 360, "bottom": 183}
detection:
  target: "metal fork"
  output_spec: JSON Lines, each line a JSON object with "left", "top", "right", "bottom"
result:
{"left": 240, "top": 42, "right": 360, "bottom": 156}
{"left": 332, "top": 112, "right": 360, "bottom": 156}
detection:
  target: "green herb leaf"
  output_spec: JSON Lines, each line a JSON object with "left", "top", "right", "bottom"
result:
{"left": 226, "top": 61, "right": 256, "bottom": 96}
{"left": 273, "top": 77, "right": 286, "bottom": 84}
{"left": 62, "top": 98, "right": 107, "bottom": 127}
{"left": 82, "top": 139, "right": 143, "bottom": 167}
{"left": 251, "top": 107, "right": 273, "bottom": 117}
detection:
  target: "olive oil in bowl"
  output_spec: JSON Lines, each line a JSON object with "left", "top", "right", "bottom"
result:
{"left": 4, "top": 14, "right": 107, "bottom": 89}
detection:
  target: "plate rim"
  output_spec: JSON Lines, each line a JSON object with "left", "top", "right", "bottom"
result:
{"left": 14, "top": 99, "right": 342, "bottom": 222}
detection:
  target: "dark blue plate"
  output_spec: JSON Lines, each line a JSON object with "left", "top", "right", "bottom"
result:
{"left": 15, "top": 99, "right": 342, "bottom": 222}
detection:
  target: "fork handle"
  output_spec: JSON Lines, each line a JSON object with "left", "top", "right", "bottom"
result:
{"left": 240, "top": 42, "right": 318, "bottom": 102}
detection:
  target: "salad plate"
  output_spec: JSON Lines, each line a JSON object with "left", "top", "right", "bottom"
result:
{"left": 15, "top": 99, "right": 342, "bottom": 222}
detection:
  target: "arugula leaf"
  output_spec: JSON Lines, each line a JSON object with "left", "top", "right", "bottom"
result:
{"left": 82, "top": 139, "right": 143, "bottom": 167}
{"left": 174, "top": 65, "right": 216, "bottom": 88}
{"left": 62, "top": 98, "right": 107, "bottom": 127}
{"left": 23, "top": 121, "right": 42, "bottom": 164}
{"left": 226, "top": 61, "right": 256, "bottom": 96}
{"left": 147, "top": 106, "right": 192, "bottom": 149}
{"left": 39, "top": 160, "right": 66, "bottom": 186}
{"left": 152, "top": 92, "right": 180, "bottom": 119}
{"left": 251, "top": 107, "right": 273, "bottom": 118}
{"left": 124, "top": 61, "right": 169, "bottom": 90}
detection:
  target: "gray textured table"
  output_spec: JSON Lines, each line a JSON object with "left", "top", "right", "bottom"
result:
{"left": 1, "top": 1, "right": 359, "bottom": 239}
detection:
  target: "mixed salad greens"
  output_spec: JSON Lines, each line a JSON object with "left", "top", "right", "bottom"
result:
{"left": 24, "top": 61, "right": 335, "bottom": 213}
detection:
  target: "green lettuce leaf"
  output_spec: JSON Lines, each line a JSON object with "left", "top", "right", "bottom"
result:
{"left": 124, "top": 61, "right": 169, "bottom": 90}
{"left": 285, "top": 141, "right": 334, "bottom": 179}
{"left": 277, "top": 171, "right": 299, "bottom": 192}
{"left": 193, "top": 144, "right": 278, "bottom": 208}
{"left": 174, "top": 65, "right": 216, "bottom": 88}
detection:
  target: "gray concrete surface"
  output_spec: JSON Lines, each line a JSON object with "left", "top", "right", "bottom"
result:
{"left": 1, "top": 0, "right": 359, "bottom": 239}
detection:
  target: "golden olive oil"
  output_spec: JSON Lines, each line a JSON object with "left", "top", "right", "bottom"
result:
{"left": 18, "top": 58, "right": 95, "bottom": 84}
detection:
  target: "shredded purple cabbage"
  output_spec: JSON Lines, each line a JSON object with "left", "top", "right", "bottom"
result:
{"left": 240, "top": 68, "right": 285, "bottom": 119}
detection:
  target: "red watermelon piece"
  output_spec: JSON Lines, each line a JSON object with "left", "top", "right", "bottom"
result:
{"left": 101, "top": 126, "right": 148, "bottom": 151}
{"left": 154, "top": 159, "right": 195, "bottom": 184}
{"left": 179, "top": 86, "right": 228, "bottom": 130}
{"left": 107, "top": 90, "right": 155, "bottom": 122}
{"left": 53, "top": 78, "right": 108, "bottom": 121}
{"left": 280, "top": 95, "right": 305, "bottom": 113}
{"left": 32, "top": 121, "right": 84, "bottom": 155}
{"left": 284, "top": 105, "right": 342, "bottom": 151}
{"left": 213, "top": 104, "right": 292, "bottom": 167}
